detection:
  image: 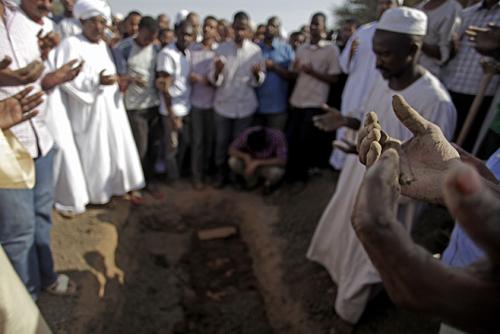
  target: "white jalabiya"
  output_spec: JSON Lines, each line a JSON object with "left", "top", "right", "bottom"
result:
{"left": 307, "top": 70, "right": 456, "bottom": 324}
{"left": 40, "top": 18, "right": 89, "bottom": 214}
{"left": 330, "top": 22, "right": 381, "bottom": 169}
{"left": 55, "top": 34, "right": 145, "bottom": 204}
{"left": 56, "top": 17, "right": 82, "bottom": 40}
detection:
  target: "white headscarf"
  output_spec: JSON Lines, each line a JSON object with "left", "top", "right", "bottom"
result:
{"left": 73, "top": 0, "right": 111, "bottom": 22}
{"left": 377, "top": 7, "right": 427, "bottom": 36}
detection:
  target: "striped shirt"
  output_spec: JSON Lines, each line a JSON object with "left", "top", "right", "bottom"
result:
{"left": 230, "top": 126, "right": 288, "bottom": 161}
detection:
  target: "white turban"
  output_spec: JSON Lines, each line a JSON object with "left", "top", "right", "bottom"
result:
{"left": 74, "top": 0, "right": 111, "bottom": 22}
{"left": 377, "top": 7, "right": 427, "bottom": 36}
{"left": 175, "top": 9, "right": 189, "bottom": 26}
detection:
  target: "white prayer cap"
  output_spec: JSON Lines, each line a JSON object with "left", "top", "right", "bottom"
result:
{"left": 377, "top": 7, "right": 427, "bottom": 36}
{"left": 113, "top": 12, "right": 124, "bottom": 21}
{"left": 175, "top": 9, "right": 189, "bottom": 25}
{"left": 74, "top": 0, "right": 111, "bottom": 22}
{"left": 396, "top": 0, "right": 404, "bottom": 5}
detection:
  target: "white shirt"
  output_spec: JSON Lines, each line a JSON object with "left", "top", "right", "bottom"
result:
{"left": 156, "top": 43, "right": 191, "bottom": 117}
{"left": 210, "top": 39, "right": 265, "bottom": 119}
{"left": 118, "top": 38, "right": 160, "bottom": 110}
{"left": 56, "top": 16, "right": 81, "bottom": 40}
{"left": 0, "top": 2, "right": 54, "bottom": 158}
{"left": 289, "top": 40, "right": 341, "bottom": 108}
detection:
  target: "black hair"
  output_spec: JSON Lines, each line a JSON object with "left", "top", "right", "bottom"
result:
{"left": 247, "top": 128, "right": 267, "bottom": 152}
{"left": 233, "top": 11, "right": 250, "bottom": 22}
{"left": 204, "top": 15, "right": 217, "bottom": 23}
{"left": 342, "top": 18, "right": 359, "bottom": 28}
{"left": 126, "top": 11, "right": 142, "bottom": 20}
{"left": 311, "top": 12, "right": 327, "bottom": 25}
{"left": 139, "top": 16, "right": 159, "bottom": 33}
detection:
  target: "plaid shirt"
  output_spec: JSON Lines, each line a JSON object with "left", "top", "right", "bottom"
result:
{"left": 230, "top": 126, "right": 288, "bottom": 161}
{"left": 0, "top": 1, "right": 54, "bottom": 158}
{"left": 442, "top": 1, "right": 500, "bottom": 96}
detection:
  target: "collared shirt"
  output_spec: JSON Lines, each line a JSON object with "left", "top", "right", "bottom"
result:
{"left": 230, "top": 126, "right": 288, "bottom": 161}
{"left": 189, "top": 41, "right": 217, "bottom": 109}
{"left": 442, "top": 1, "right": 500, "bottom": 96}
{"left": 210, "top": 39, "right": 265, "bottom": 119}
{"left": 256, "top": 39, "right": 294, "bottom": 114}
{"left": 156, "top": 43, "right": 191, "bottom": 117}
{"left": 0, "top": 2, "right": 54, "bottom": 158}
{"left": 290, "top": 40, "right": 342, "bottom": 108}
{"left": 115, "top": 37, "right": 160, "bottom": 110}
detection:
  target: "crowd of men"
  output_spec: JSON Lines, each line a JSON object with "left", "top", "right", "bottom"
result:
{"left": 0, "top": 0, "right": 499, "bottom": 333}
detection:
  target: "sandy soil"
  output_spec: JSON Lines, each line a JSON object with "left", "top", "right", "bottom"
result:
{"left": 38, "top": 169, "right": 453, "bottom": 334}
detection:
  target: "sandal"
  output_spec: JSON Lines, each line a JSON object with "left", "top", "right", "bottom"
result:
{"left": 125, "top": 191, "right": 145, "bottom": 206}
{"left": 45, "top": 274, "right": 77, "bottom": 296}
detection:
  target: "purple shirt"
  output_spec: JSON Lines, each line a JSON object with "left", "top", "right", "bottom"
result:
{"left": 189, "top": 42, "right": 217, "bottom": 109}
{"left": 230, "top": 126, "right": 288, "bottom": 161}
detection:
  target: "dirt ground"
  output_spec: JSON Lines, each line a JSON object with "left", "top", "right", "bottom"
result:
{"left": 38, "top": 169, "right": 454, "bottom": 334}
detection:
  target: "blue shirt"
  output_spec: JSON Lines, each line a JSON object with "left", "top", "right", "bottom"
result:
{"left": 442, "top": 148, "right": 500, "bottom": 267}
{"left": 256, "top": 39, "right": 294, "bottom": 114}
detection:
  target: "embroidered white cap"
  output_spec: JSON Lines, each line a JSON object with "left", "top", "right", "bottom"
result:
{"left": 377, "top": 7, "right": 427, "bottom": 36}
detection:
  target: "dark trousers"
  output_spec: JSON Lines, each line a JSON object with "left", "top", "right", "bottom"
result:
{"left": 254, "top": 112, "right": 288, "bottom": 131}
{"left": 126, "top": 107, "right": 161, "bottom": 180}
{"left": 191, "top": 107, "right": 215, "bottom": 181}
{"left": 450, "top": 91, "right": 494, "bottom": 151}
{"left": 214, "top": 112, "right": 253, "bottom": 174}
{"left": 161, "top": 114, "right": 191, "bottom": 181}
{"left": 286, "top": 107, "right": 335, "bottom": 180}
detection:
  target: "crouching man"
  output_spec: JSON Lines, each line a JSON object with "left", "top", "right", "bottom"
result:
{"left": 228, "top": 126, "right": 287, "bottom": 194}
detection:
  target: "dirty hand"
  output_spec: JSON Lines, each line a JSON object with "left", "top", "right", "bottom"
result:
{"left": 313, "top": 104, "right": 345, "bottom": 132}
{"left": 99, "top": 70, "right": 117, "bottom": 86}
{"left": 357, "top": 94, "right": 460, "bottom": 204}
{"left": 0, "top": 87, "right": 44, "bottom": 129}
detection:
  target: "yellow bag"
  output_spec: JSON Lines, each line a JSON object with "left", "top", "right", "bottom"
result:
{"left": 0, "top": 129, "right": 35, "bottom": 189}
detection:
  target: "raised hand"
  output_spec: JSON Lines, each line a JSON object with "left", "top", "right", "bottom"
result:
{"left": 0, "top": 60, "right": 45, "bottom": 86}
{"left": 0, "top": 56, "right": 12, "bottom": 71}
{"left": 57, "top": 59, "right": 84, "bottom": 83}
{"left": 313, "top": 104, "right": 345, "bottom": 132}
{"left": 99, "top": 70, "right": 117, "bottom": 86}
{"left": 465, "top": 23, "right": 500, "bottom": 58}
{"left": 357, "top": 94, "right": 461, "bottom": 204}
{"left": 0, "top": 87, "right": 44, "bottom": 129}
{"left": 38, "top": 30, "right": 61, "bottom": 61}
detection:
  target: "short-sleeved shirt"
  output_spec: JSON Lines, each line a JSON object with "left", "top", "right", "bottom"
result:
{"left": 156, "top": 43, "right": 191, "bottom": 116}
{"left": 189, "top": 42, "right": 217, "bottom": 109}
{"left": 210, "top": 40, "right": 265, "bottom": 119}
{"left": 230, "top": 126, "right": 288, "bottom": 161}
{"left": 257, "top": 39, "right": 295, "bottom": 114}
{"left": 442, "top": 1, "right": 500, "bottom": 96}
{"left": 115, "top": 38, "right": 160, "bottom": 110}
{"left": 290, "top": 41, "right": 342, "bottom": 108}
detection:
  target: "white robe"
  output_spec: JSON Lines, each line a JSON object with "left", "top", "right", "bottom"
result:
{"left": 330, "top": 22, "right": 382, "bottom": 169}
{"left": 307, "top": 70, "right": 456, "bottom": 324}
{"left": 36, "top": 17, "right": 89, "bottom": 214}
{"left": 55, "top": 34, "right": 145, "bottom": 204}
